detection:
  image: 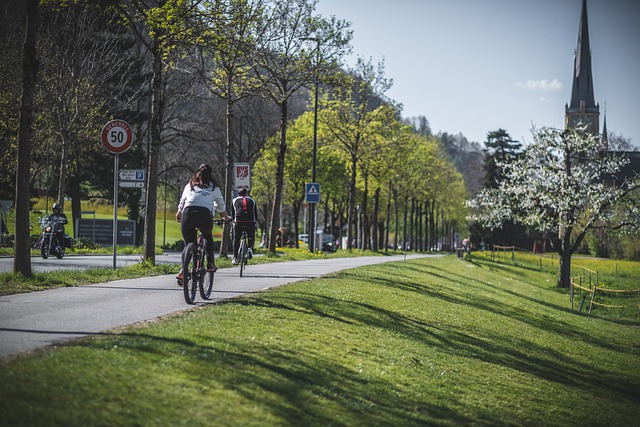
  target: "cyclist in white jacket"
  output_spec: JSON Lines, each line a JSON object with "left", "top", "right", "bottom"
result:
{"left": 176, "top": 164, "right": 231, "bottom": 284}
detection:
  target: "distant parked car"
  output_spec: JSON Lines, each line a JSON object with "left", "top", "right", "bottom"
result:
{"left": 299, "top": 234, "right": 309, "bottom": 243}
{"left": 322, "top": 234, "right": 337, "bottom": 252}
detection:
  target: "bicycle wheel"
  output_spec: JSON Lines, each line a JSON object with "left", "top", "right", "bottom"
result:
{"left": 239, "top": 237, "right": 247, "bottom": 278}
{"left": 183, "top": 242, "right": 198, "bottom": 304}
{"left": 199, "top": 252, "right": 214, "bottom": 300}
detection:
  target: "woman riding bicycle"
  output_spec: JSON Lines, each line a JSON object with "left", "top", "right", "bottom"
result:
{"left": 176, "top": 164, "right": 231, "bottom": 284}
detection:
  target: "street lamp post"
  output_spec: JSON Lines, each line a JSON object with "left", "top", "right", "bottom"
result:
{"left": 239, "top": 115, "right": 249, "bottom": 162}
{"left": 304, "top": 37, "right": 320, "bottom": 253}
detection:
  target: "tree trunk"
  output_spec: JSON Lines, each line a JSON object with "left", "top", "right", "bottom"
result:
{"left": 393, "top": 188, "right": 398, "bottom": 250}
{"left": 293, "top": 199, "right": 301, "bottom": 249}
{"left": 417, "top": 201, "right": 423, "bottom": 251}
{"left": 268, "top": 101, "right": 288, "bottom": 254}
{"left": 70, "top": 179, "right": 81, "bottom": 237}
{"left": 361, "top": 173, "right": 369, "bottom": 250}
{"left": 385, "top": 180, "right": 391, "bottom": 252}
{"left": 14, "top": 0, "right": 39, "bottom": 276}
{"left": 143, "top": 49, "right": 163, "bottom": 265}
{"left": 558, "top": 251, "right": 572, "bottom": 288}
{"left": 57, "top": 130, "right": 69, "bottom": 209}
{"left": 402, "top": 197, "right": 408, "bottom": 251}
{"left": 372, "top": 186, "right": 379, "bottom": 251}
{"left": 346, "top": 153, "right": 357, "bottom": 250}
{"left": 221, "top": 98, "right": 235, "bottom": 257}
{"left": 557, "top": 225, "right": 574, "bottom": 288}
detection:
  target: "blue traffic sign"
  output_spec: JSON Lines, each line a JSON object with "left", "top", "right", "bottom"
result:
{"left": 305, "top": 182, "right": 320, "bottom": 203}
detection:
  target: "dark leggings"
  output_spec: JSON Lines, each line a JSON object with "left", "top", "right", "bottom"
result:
{"left": 181, "top": 206, "right": 214, "bottom": 263}
{"left": 233, "top": 222, "right": 256, "bottom": 258}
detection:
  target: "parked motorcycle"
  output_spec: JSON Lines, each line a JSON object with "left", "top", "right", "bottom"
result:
{"left": 38, "top": 215, "right": 68, "bottom": 259}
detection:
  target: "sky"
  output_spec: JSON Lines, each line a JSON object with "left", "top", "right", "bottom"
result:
{"left": 314, "top": 0, "right": 640, "bottom": 146}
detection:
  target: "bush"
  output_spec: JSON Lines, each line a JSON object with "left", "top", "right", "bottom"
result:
{"left": 73, "top": 237, "right": 100, "bottom": 250}
{"left": 163, "top": 239, "right": 184, "bottom": 252}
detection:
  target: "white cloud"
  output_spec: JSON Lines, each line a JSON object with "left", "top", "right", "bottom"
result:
{"left": 516, "top": 79, "right": 563, "bottom": 91}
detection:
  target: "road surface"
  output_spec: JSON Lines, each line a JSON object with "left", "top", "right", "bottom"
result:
{"left": 0, "top": 254, "right": 430, "bottom": 358}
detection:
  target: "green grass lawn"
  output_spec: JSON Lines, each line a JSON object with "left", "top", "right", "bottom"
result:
{"left": 3, "top": 197, "right": 184, "bottom": 245}
{"left": 1, "top": 256, "right": 638, "bottom": 426}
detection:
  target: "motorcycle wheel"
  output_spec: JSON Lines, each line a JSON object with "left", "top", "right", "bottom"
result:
{"left": 56, "top": 246, "right": 64, "bottom": 259}
{"left": 41, "top": 238, "right": 50, "bottom": 259}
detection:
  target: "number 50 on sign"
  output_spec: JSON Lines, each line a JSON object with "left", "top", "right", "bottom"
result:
{"left": 101, "top": 120, "right": 133, "bottom": 154}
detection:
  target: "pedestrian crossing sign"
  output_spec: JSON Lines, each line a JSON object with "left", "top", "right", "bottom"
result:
{"left": 305, "top": 182, "right": 320, "bottom": 203}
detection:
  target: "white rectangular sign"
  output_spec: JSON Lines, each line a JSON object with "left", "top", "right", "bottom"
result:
{"left": 119, "top": 169, "right": 145, "bottom": 181}
{"left": 119, "top": 181, "right": 144, "bottom": 188}
{"left": 234, "top": 163, "right": 251, "bottom": 190}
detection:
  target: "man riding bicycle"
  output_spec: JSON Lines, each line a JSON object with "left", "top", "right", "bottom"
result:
{"left": 176, "top": 164, "right": 231, "bottom": 284}
{"left": 230, "top": 188, "right": 258, "bottom": 265}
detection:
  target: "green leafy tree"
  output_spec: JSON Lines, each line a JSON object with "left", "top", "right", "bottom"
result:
{"left": 476, "top": 128, "right": 526, "bottom": 247}
{"left": 0, "top": 0, "right": 23, "bottom": 201}
{"left": 468, "top": 126, "right": 640, "bottom": 287}
{"left": 195, "top": 0, "right": 269, "bottom": 256}
{"left": 319, "top": 57, "right": 394, "bottom": 250}
{"left": 483, "top": 128, "right": 521, "bottom": 188}
{"left": 118, "top": 0, "right": 200, "bottom": 263}
{"left": 36, "top": 1, "right": 140, "bottom": 228}
{"left": 253, "top": 0, "right": 351, "bottom": 254}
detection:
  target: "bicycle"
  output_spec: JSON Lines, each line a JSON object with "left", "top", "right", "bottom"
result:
{"left": 181, "top": 229, "right": 215, "bottom": 304}
{"left": 237, "top": 228, "right": 249, "bottom": 277}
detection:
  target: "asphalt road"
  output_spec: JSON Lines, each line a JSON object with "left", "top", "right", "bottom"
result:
{"left": 0, "top": 254, "right": 430, "bottom": 358}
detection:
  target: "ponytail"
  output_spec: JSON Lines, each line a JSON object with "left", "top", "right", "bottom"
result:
{"left": 189, "top": 164, "right": 214, "bottom": 190}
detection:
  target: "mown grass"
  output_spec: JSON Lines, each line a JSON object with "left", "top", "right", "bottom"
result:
{"left": 473, "top": 250, "right": 640, "bottom": 320}
{"left": 1, "top": 256, "right": 638, "bottom": 426}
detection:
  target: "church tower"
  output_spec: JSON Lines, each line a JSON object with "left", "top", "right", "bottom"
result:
{"left": 565, "top": 0, "right": 599, "bottom": 135}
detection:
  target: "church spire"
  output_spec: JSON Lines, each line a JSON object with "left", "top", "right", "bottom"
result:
{"left": 565, "top": 0, "right": 600, "bottom": 134}
{"left": 601, "top": 106, "right": 608, "bottom": 150}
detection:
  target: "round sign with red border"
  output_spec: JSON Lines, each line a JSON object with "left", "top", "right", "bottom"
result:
{"left": 101, "top": 120, "right": 133, "bottom": 154}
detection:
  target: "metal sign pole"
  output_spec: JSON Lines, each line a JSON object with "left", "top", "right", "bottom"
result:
{"left": 113, "top": 154, "right": 118, "bottom": 270}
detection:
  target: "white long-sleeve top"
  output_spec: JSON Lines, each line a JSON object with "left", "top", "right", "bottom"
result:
{"left": 177, "top": 183, "right": 226, "bottom": 215}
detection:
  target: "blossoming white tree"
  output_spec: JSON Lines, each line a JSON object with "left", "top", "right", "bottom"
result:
{"left": 468, "top": 126, "right": 640, "bottom": 287}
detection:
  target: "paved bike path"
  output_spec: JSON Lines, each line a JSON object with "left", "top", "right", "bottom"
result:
{"left": 0, "top": 254, "right": 429, "bottom": 358}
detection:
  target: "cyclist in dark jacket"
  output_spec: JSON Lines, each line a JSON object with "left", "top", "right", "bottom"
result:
{"left": 230, "top": 188, "right": 258, "bottom": 265}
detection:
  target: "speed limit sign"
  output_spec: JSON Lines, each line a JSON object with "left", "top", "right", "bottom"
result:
{"left": 101, "top": 120, "right": 133, "bottom": 154}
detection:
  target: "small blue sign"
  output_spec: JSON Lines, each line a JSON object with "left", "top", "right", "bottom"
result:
{"left": 305, "top": 182, "right": 320, "bottom": 203}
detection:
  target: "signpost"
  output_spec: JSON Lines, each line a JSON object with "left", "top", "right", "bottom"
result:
{"left": 118, "top": 169, "right": 145, "bottom": 182}
{"left": 101, "top": 119, "right": 133, "bottom": 269}
{"left": 119, "top": 181, "right": 145, "bottom": 189}
{"left": 234, "top": 163, "right": 251, "bottom": 191}
{"left": 305, "top": 183, "right": 320, "bottom": 204}
{"left": 305, "top": 183, "right": 320, "bottom": 251}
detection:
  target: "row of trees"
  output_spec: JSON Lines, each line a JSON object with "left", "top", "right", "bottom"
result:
{"left": 252, "top": 58, "right": 468, "bottom": 252}
{"left": 4, "top": 0, "right": 471, "bottom": 276}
